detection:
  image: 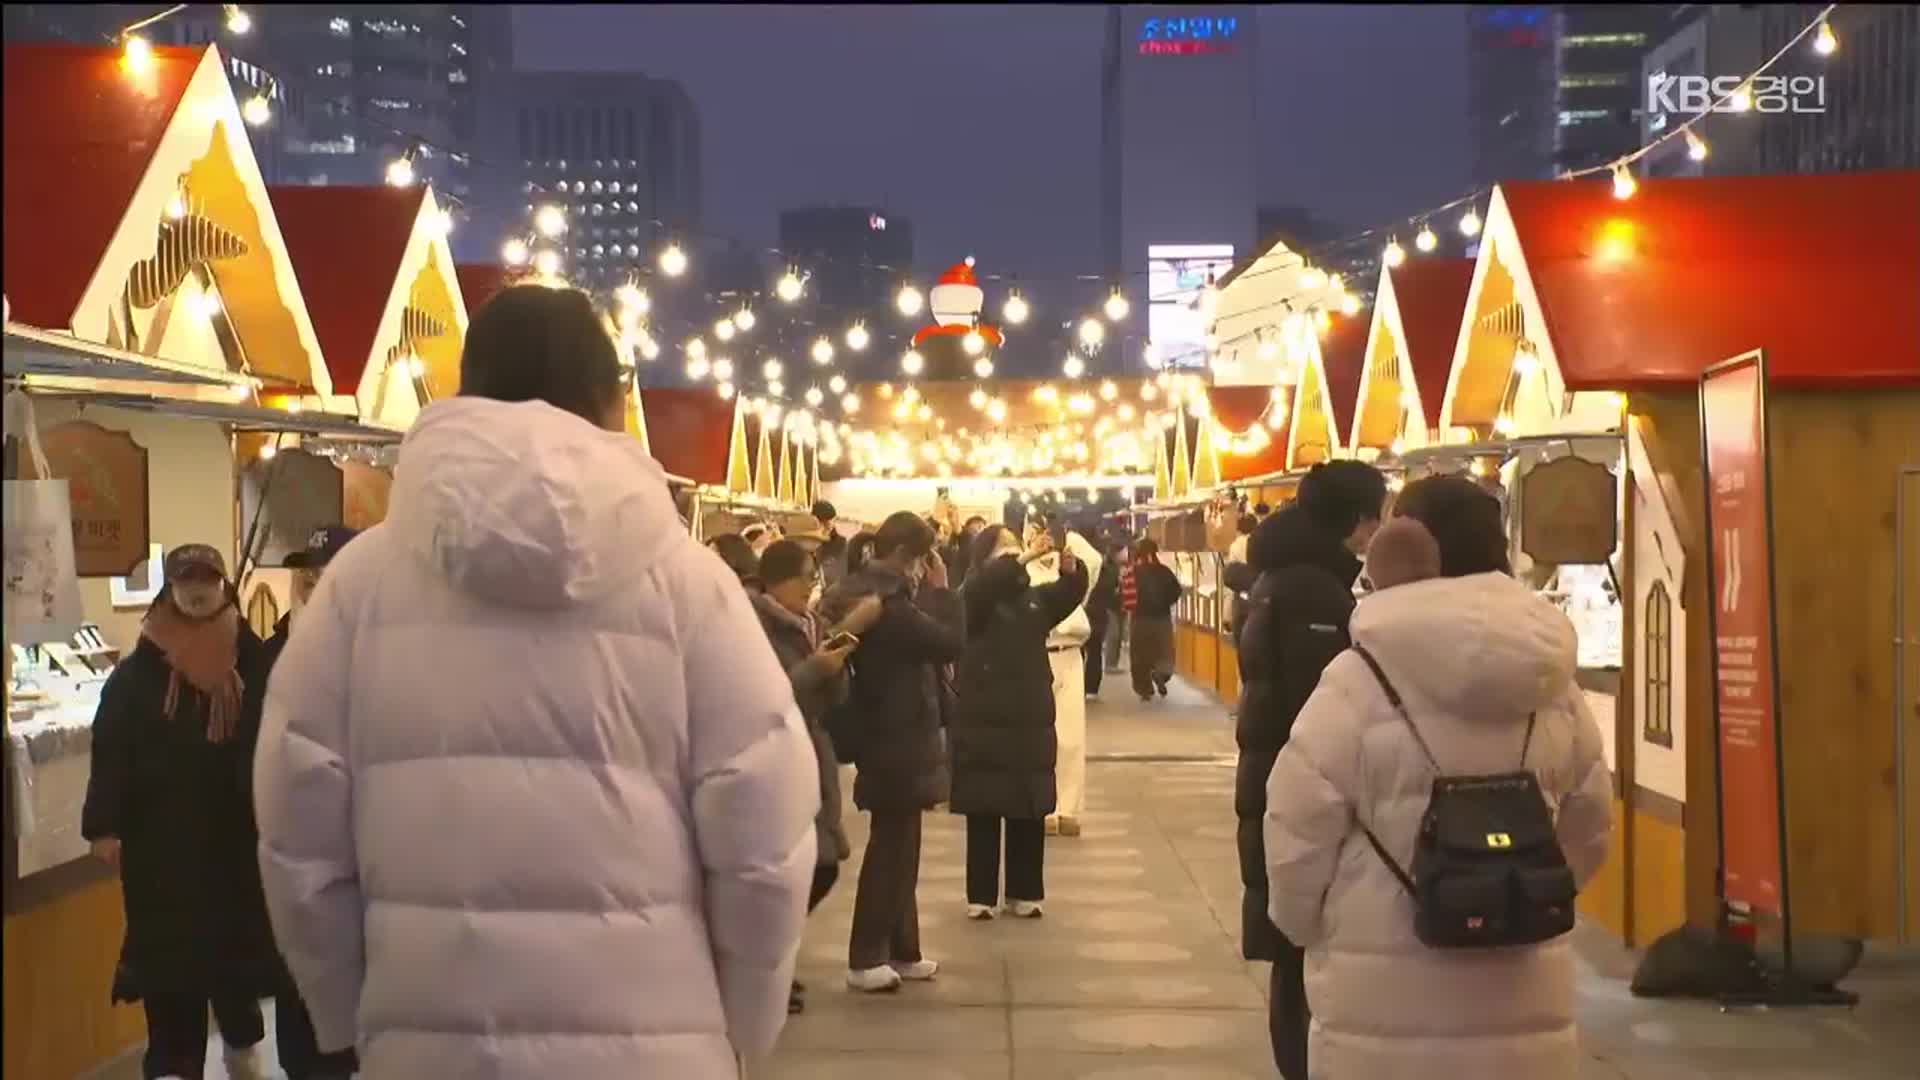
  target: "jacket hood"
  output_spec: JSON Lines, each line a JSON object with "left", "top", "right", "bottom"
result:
{"left": 1350, "top": 572, "right": 1577, "bottom": 723}
{"left": 388, "top": 398, "right": 677, "bottom": 610}
{"left": 1250, "top": 504, "right": 1361, "bottom": 586}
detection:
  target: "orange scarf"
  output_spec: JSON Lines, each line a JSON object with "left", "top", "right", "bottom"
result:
{"left": 140, "top": 602, "right": 244, "bottom": 743}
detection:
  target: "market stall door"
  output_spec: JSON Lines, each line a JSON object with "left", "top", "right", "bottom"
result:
{"left": 1900, "top": 466, "right": 1920, "bottom": 944}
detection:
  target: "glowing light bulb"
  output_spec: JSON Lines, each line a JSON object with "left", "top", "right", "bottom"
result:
{"left": 657, "top": 243, "right": 688, "bottom": 277}
{"left": 1686, "top": 130, "right": 1709, "bottom": 162}
{"left": 534, "top": 205, "right": 566, "bottom": 237}
{"left": 901, "top": 349, "right": 925, "bottom": 376}
{"left": 811, "top": 338, "right": 835, "bottom": 365}
{"left": 1077, "top": 318, "right": 1105, "bottom": 349}
{"left": 385, "top": 155, "right": 416, "bottom": 187}
{"left": 767, "top": 379, "right": 785, "bottom": 398}
{"left": 733, "top": 307, "right": 756, "bottom": 332}
{"left": 1003, "top": 292, "right": 1030, "bottom": 325}
{"left": 1141, "top": 383, "right": 1159, "bottom": 402}
{"left": 776, "top": 269, "right": 804, "bottom": 303}
{"left": 896, "top": 283, "right": 924, "bottom": 316}
{"left": 686, "top": 357, "right": 711, "bottom": 381}
{"left": 763, "top": 358, "right": 784, "bottom": 380}
{"left": 165, "top": 194, "right": 188, "bottom": 220}
{"left": 1459, "top": 209, "right": 1482, "bottom": 237}
{"left": 533, "top": 249, "right": 561, "bottom": 277}
{"left": 226, "top": 6, "right": 252, "bottom": 34}
{"left": 973, "top": 357, "right": 995, "bottom": 378}
{"left": 1415, "top": 224, "right": 1439, "bottom": 253}
{"left": 1728, "top": 84, "right": 1752, "bottom": 113}
{"left": 616, "top": 283, "right": 649, "bottom": 314}
{"left": 970, "top": 389, "right": 989, "bottom": 410}
{"left": 717, "top": 382, "right": 735, "bottom": 400}
{"left": 242, "top": 92, "right": 271, "bottom": 127}
{"left": 846, "top": 323, "right": 871, "bottom": 351}
{"left": 714, "top": 319, "right": 736, "bottom": 343}
{"left": 1494, "top": 416, "right": 1517, "bottom": 437}
{"left": 1341, "top": 292, "right": 1363, "bottom": 317}
{"left": 1104, "top": 290, "right": 1130, "bottom": 321}
{"left": 1142, "top": 342, "right": 1161, "bottom": 369}
{"left": 842, "top": 393, "right": 860, "bottom": 413}
{"left": 122, "top": 34, "right": 153, "bottom": 75}
{"left": 1384, "top": 238, "right": 1407, "bottom": 267}
{"left": 960, "top": 329, "right": 985, "bottom": 356}
{"left": 1099, "top": 380, "right": 1118, "bottom": 401}
{"left": 712, "top": 358, "right": 734, "bottom": 382}
{"left": 829, "top": 374, "right": 848, "bottom": 394}
{"left": 987, "top": 399, "right": 1008, "bottom": 423}
{"left": 1611, "top": 163, "right": 1638, "bottom": 200}
{"left": 806, "top": 386, "right": 825, "bottom": 407}
{"left": 1063, "top": 355, "right": 1086, "bottom": 379}
{"left": 917, "top": 405, "right": 933, "bottom": 423}
{"left": 639, "top": 336, "right": 660, "bottom": 361}
{"left": 1813, "top": 19, "right": 1837, "bottom": 56}
{"left": 1512, "top": 345, "right": 1540, "bottom": 377}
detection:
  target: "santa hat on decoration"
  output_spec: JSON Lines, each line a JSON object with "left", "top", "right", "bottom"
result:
{"left": 928, "top": 257, "right": 985, "bottom": 328}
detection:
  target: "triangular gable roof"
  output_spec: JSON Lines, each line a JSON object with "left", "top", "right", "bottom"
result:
{"left": 1498, "top": 172, "right": 1920, "bottom": 392}
{"left": 3, "top": 44, "right": 198, "bottom": 328}
{"left": 4, "top": 43, "right": 331, "bottom": 393}
{"left": 639, "top": 387, "right": 735, "bottom": 486}
{"left": 268, "top": 185, "right": 425, "bottom": 397}
{"left": 1386, "top": 259, "right": 1473, "bottom": 428}
{"left": 1321, "top": 310, "right": 1369, "bottom": 440}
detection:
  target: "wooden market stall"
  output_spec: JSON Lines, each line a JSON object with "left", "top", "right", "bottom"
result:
{"left": 1283, "top": 307, "right": 1368, "bottom": 471}
{"left": 1437, "top": 170, "right": 1920, "bottom": 949}
{"left": 2, "top": 42, "right": 346, "bottom": 1077}
{"left": 1349, "top": 258, "right": 1474, "bottom": 458}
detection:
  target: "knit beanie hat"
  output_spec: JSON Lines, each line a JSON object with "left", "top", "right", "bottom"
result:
{"left": 1364, "top": 517, "right": 1443, "bottom": 590}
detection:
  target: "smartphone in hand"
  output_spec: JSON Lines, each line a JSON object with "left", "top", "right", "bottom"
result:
{"left": 824, "top": 631, "right": 860, "bottom": 651}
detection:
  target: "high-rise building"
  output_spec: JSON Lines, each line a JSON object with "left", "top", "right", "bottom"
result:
{"left": 1101, "top": 6, "right": 1256, "bottom": 373}
{"left": 482, "top": 70, "right": 702, "bottom": 291}
{"left": 775, "top": 207, "right": 913, "bottom": 381}
{"left": 1553, "top": 4, "right": 1688, "bottom": 176}
{"left": 1468, "top": 5, "right": 1558, "bottom": 186}
{"left": 1641, "top": 5, "right": 1918, "bottom": 180}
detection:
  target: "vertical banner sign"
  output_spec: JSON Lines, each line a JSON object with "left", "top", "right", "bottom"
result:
{"left": 1701, "top": 352, "right": 1787, "bottom": 920}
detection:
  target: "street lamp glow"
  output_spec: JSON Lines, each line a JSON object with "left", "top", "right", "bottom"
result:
{"left": 1103, "top": 290, "right": 1130, "bottom": 321}
{"left": 657, "top": 243, "right": 688, "bottom": 277}
{"left": 534, "top": 204, "right": 567, "bottom": 237}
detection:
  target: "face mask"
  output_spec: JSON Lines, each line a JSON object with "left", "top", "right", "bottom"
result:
{"left": 172, "top": 582, "right": 228, "bottom": 620}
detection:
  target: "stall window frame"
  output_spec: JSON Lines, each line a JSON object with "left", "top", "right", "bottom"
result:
{"left": 1643, "top": 578, "right": 1674, "bottom": 748}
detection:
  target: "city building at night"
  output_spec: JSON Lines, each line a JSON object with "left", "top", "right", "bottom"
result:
{"left": 1468, "top": 5, "right": 1558, "bottom": 187}
{"left": 1552, "top": 4, "right": 1688, "bottom": 175}
{"left": 1101, "top": 6, "right": 1256, "bottom": 372}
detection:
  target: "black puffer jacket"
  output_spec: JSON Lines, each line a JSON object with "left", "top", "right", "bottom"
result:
{"left": 750, "top": 592, "right": 852, "bottom": 865}
{"left": 819, "top": 565, "right": 965, "bottom": 812}
{"left": 82, "top": 628, "right": 283, "bottom": 1001}
{"left": 1234, "top": 505, "right": 1362, "bottom": 961}
{"left": 948, "top": 555, "right": 1090, "bottom": 819}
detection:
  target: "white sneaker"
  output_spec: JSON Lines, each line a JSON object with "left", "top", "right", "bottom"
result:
{"left": 1007, "top": 899, "right": 1045, "bottom": 919}
{"left": 846, "top": 965, "right": 904, "bottom": 993}
{"left": 966, "top": 903, "right": 998, "bottom": 920}
{"left": 222, "top": 1044, "right": 268, "bottom": 1080}
{"left": 892, "top": 959, "right": 939, "bottom": 981}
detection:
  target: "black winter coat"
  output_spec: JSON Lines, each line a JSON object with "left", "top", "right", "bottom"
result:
{"left": 750, "top": 593, "right": 852, "bottom": 865}
{"left": 81, "top": 627, "right": 283, "bottom": 1001}
{"left": 1132, "top": 562, "right": 1183, "bottom": 619}
{"left": 1234, "top": 505, "right": 1362, "bottom": 960}
{"left": 948, "top": 555, "right": 1090, "bottom": 819}
{"left": 820, "top": 566, "right": 966, "bottom": 812}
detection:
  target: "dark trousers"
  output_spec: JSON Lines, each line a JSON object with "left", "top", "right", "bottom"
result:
{"left": 1084, "top": 610, "right": 1110, "bottom": 695}
{"left": 141, "top": 991, "right": 263, "bottom": 1079}
{"left": 808, "top": 862, "right": 840, "bottom": 913}
{"left": 848, "top": 811, "right": 923, "bottom": 970}
{"left": 276, "top": 980, "right": 360, "bottom": 1079}
{"left": 964, "top": 814, "right": 1045, "bottom": 906}
{"left": 1269, "top": 940, "right": 1311, "bottom": 1080}
{"left": 1130, "top": 615, "right": 1174, "bottom": 698}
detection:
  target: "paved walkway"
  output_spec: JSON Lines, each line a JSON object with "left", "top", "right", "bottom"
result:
{"left": 107, "top": 677, "right": 1919, "bottom": 1079}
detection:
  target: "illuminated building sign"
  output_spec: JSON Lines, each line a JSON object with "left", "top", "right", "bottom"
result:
{"left": 1138, "top": 15, "right": 1240, "bottom": 56}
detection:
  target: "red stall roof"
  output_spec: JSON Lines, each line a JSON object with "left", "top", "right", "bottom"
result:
{"left": 1500, "top": 171, "right": 1920, "bottom": 389}
{"left": 640, "top": 388, "right": 735, "bottom": 486}
{"left": 1321, "top": 309, "right": 1370, "bottom": 439}
{"left": 3, "top": 44, "right": 201, "bottom": 329}
{"left": 1211, "top": 384, "right": 1292, "bottom": 482}
{"left": 268, "top": 185, "right": 421, "bottom": 395}
{"left": 1387, "top": 259, "right": 1474, "bottom": 427}
{"left": 455, "top": 264, "right": 511, "bottom": 316}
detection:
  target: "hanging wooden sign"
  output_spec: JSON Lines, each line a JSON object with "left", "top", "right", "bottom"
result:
{"left": 40, "top": 421, "right": 150, "bottom": 577}
{"left": 1520, "top": 455, "right": 1618, "bottom": 566}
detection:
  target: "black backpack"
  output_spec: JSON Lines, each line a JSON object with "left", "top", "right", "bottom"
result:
{"left": 1353, "top": 646, "right": 1578, "bottom": 949}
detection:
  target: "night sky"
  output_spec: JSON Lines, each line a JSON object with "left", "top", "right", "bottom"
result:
{"left": 513, "top": 4, "right": 1470, "bottom": 282}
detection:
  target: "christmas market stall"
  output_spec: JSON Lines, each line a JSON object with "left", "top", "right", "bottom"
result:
{"left": 1348, "top": 257, "right": 1474, "bottom": 459}
{"left": 1435, "top": 170, "right": 1920, "bottom": 952}
{"left": 0, "top": 41, "right": 382, "bottom": 1078}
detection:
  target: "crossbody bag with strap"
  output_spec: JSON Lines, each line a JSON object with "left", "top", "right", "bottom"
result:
{"left": 1352, "top": 645, "right": 1578, "bottom": 949}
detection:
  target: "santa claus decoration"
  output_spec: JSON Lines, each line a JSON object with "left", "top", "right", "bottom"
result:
{"left": 910, "top": 258, "right": 1004, "bottom": 377}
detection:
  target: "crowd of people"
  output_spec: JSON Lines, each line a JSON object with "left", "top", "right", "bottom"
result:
{"left": 79, "top": 281, "right": 1612, "bottom": 1080}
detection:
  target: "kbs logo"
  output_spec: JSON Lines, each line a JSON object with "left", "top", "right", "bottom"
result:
{"left": 1647, "top": 74, "right": 1828, "bottom": 116}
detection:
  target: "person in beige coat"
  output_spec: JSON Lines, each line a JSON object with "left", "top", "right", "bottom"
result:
{"left": 1022, "top": 520, "right": 1102, "bottom": 837}
{"left": 1263, "top": 477, "right": 1613, "bottom": 1079}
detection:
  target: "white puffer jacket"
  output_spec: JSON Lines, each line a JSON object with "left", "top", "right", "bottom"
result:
{"left": 1264, "top": 572, "right": 1612, "bottom": 1080}
{"left": 255, "top": 399, "right": 818, "bottom": 1079}
{"left": 1026, "top": 531, "right": 1102, "bottom": 648}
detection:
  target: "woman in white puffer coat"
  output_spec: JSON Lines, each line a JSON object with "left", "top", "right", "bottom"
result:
{"left": 254, "top": 285, "right": 819, "bottom": 1079}
{"left": 1263, "top": 476, "right": 1613, "bottom": 1080}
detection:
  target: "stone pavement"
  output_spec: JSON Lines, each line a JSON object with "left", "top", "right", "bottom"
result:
{"left": 103, "top": 677, "right": 1920, "bottom": 1079}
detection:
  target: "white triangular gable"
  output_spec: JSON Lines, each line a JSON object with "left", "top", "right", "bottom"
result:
{"left": 353, "top": 187, "right": 468, "bottom": 430}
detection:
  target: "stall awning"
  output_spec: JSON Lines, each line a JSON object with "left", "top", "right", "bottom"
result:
{"left": 20, "top": 390, "right": 403, "bottom": 441}
{"left": 4, "top": 323, "right": 253, "bottom": 388}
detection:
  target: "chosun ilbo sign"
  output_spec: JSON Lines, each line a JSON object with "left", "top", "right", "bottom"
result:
{"left": 1647, "top": 74, "right": 1827, "bottom": 117}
